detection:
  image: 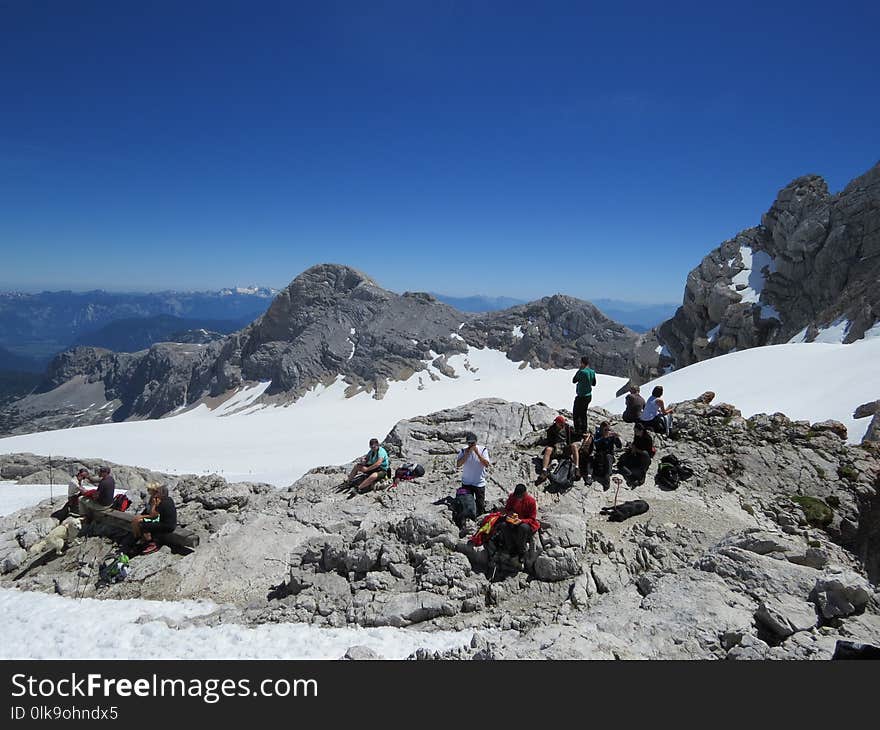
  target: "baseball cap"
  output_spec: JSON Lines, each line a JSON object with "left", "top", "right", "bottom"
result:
{"left": 554, "top": 415, "right": 566, "bottom": 425}
{"left": 465, "top": 432, "right": 477, "bottom": 444}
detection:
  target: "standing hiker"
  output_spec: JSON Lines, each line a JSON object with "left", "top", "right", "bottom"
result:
{"left": 572, "top": 356, "right": 597, "bottom": 435}
{"left": 347, "top": 438, "right": 391, "bottom": 493}
{"left": 456, "top": 432, "right": 491, "bottom": 516}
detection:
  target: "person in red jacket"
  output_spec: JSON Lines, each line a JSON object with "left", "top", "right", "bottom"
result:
{"left": 498, "top": 484, "right": 540, "bottom": 556}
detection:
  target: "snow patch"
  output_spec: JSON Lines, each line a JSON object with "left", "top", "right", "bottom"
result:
{"left": 512, "top": 325, "right": 524, "bottom": 340}
{"left": 863, "top": 321, "right": 880, "bottom": 340}
{"left": 814, "top": 317, "right": 851, "bottom": 344}
{"left": 730, "top": 245, "right": 777, "bottom": 305}
{"left": 706, "top": 325, "right": 720, "bottom": 343}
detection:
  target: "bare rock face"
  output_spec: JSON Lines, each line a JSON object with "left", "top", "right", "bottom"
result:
{"left": 3, "top": 395, "right": 879, "bottom": 659}
{"left": 3, "top": 265, "right": 638, "bottom": 435}
{"left": 634, "top": 161, "right": 880, "bottom": 381}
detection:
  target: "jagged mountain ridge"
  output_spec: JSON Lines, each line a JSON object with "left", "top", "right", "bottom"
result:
{"left": 0, "top": 265, "right": 637, "bottom": 435}
{"left": 634, "top": 161, "right": 880, "bottom": 380}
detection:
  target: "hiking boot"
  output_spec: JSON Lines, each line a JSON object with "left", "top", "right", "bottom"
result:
{"left": 573, "top": 467, "right": 581, "bottom": 481}
{"left": 534, "top": 470, "right": 549, "bottom": 486}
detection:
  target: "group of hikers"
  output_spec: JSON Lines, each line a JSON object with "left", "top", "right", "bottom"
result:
{"left": 341, "top": 355, "right": 676, "bottom": 570}
{"left": 65, "top": 465, "right": 177, "bottom": 555}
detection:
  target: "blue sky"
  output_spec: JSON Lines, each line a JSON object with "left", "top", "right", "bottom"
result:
{"left": 1, "top": 1, "right": 877, "bottom": 303}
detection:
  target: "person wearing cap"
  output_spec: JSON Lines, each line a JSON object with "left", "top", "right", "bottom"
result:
{"left": 132, "top": 484, "right": 177, "bottom": 554}
{"left": 536, "top": 415, "right": 583, "bottom": 485}
{"left": 572, "top": 355, "right": 597, "bottom": 435}
{"left": 66, "top": 467, "right": 91, "bottom": 515}
{"left": 79, "top": 466, "right": 117, "bottom": 520}
{"left": 347, "top": 438, "right": 391, "bottom": 493}
{"left": 456, "top": 432, "right": 491, "bottom": 515}
{"left": 498, "top": 484, "right": 540, "bottom": 557}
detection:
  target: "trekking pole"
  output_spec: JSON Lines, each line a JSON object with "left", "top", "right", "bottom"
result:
{"left": 612, "top": 476, "right": 622, "bottom": 507}
{"left": 49, "top": 455, "right": 53, "bottom": 502}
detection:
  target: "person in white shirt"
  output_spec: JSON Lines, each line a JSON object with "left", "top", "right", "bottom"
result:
{"left": 66, "top": 467, "right": 90, "bottom": 515}
{"left": 456, "top": 432, "right": 491, "bottom": 515}
{"left": 640, "top": 385, "right": 674, "bottom": 436}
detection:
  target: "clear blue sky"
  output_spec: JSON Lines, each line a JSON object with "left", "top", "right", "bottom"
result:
{"left": 1, "top": 1, "right": 877, "bottom": 303}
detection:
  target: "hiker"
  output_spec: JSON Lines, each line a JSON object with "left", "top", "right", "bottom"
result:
{"left": 617, "top": 422, "right": 654, "bottom": 486}
{"left": 132, "top": 483, "right": 177, "bottom": 554}
{"left": 347, "top": 438, "right": 391, "bottom": 493}
{"left": 79, "top": 466, "right": 116, "bottom": 521}
{"left": 572, "top": 356, "right": 597, "bottom": 435}
{"left": 622, "top": 384, "right": 645, "bottom": 423}
{"left": 456, "top": 432, "right": 491, "bottom": 515}
{"left": 496, "top": 484, "right": 540, "bottom": 557}
{"left": 66, "top": 467, "right": 90, "bottom": 515}
{"left": 536, "top": 415, "right": 583, "bottom": 485}
{"left": 590, "top": 421, "right": 622, "bottom": 488}
{"left": 640, "top": 385, "right": 675, "bottom": 436}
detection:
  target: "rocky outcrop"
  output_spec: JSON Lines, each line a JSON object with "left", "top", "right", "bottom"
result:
{"left": 2, "top": 265, "right": 637, "bottom": 435}
{"left": 2, "top": 395, "right": 878, "bottom": 659}
{"left": 634, "top": 161, "right": 880, "bottom": 381}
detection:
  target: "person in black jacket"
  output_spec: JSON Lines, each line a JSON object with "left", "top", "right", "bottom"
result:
{"left": 590, "top": 422, "right": 622, "bottom": 490}
{"left": 133, "top": 483, "right": 177, "bottom": 554}
{"left": 617, "top": 422, "right": 655, "bottom": 486}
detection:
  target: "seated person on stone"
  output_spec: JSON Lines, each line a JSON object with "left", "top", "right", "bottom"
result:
{"left": 132, "top": 483, "right": 177, "bottom": 554}
{"left": 536, "top": 415, "right": 584, "bottom": 485}
{"left": 617, "top": 422, "right": 654, "bottom": 486}
{"left": 79, "top": 466, "right": 117, "bottom": 521}
{"left": 590, "top": 421, "right": 623, "bottom": 487}
{"left": 496, "top": 484, "right": 541, "bottom": 558}
{"left": 347, "top": 438, "right": 391, "bottom": 493}
{"left": 622, "top": 384, "right": 645, "bottom": 423}
{"left": 640, "top": 385, "right": 675, "bottom": 436}
{"left": 66, "top": 467, "right": 90, "bottom": 515}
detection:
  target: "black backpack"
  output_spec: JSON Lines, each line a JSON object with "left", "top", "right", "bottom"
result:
{"left": 656, "top": 454, "right": 694, "bottom": 490}
{"left": 548, "top": 459, "right": 576, "bottom": 489}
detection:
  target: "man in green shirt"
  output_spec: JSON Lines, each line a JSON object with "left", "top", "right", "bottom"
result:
{"left": 348, "top": 438, "right": 391, "bottom": 493}
{"left": 572, "top": 356, "right": 597, "bottom": 435}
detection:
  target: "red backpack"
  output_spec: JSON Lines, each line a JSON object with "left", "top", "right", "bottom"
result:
{"left": 112, "top": 493, "right": 131, "bottom": 511}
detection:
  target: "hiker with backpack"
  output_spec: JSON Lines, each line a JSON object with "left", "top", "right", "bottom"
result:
{"left": 572, "top": 356, "right": 597, "bottom": 435}
{"left": 132, "top": 483, "right": 177, "bottom": 554}
{"left": 640, "top": 385, "right": 675, "bottom": 436}
{"left": 622, "top": 384, "right": 645, "bottom": 423}
{"left": 617, "top": 422, "right": 654, "bottom": 486}
{"left": 347, "top": 438, "right": 392, "bottom": 493}
{"left": 496, "top": 483, "right": 540, "bottom": 558}
{"left": 590, "top": 421, "right": 622, "bottom": 489}
{"left": 456, "top": 432, "right": 491, "bottom": 515}
{"left": 536, "top": 415, "right": 583, "bottom": 485}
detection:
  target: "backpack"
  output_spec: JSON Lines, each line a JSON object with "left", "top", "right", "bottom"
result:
{"left": 112, "top": 493, "right": 131, "bottom": 511}
{"left": 452, "top": 490, "right": 477, "bottom": 526}
{"left": 394, "top": 463, "right": 425, "bottom": 481}
{"left": 655, "top": 460, "right": 680, "bottom": 490}
{"left": 548, "top": 459, "right": 576, "bottom": 489}
{"left": 98, "top": 552, "right": 131, "bottom": 584}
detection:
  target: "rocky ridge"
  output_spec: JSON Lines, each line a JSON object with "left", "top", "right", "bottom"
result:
{"left": 0, "top": 265, "right": 637, "bottom": 435}
{"left": 1, "top": 396, "right": 878, "bottom": 659}
{"left": 634, "top": 161, "right": 880, "bottom": 380}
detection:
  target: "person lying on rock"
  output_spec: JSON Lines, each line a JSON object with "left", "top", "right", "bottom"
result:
{"left": 132, "top": 483, "right": 177, "bottom": 554}
{"left": 79, "top": 466, "right": 116, "bottom": 522}
{"left": 497, "top": 484, "right": 541, "bottom": 558}
{"left": 456, "top": 432, "right": 491, "bottom": 515}
{"left": 640, "top": 385, "right": 674, "bottom": 436}
{"left": 536, "top": 415, "right": 584, "bottom": 485}
{"left": 590, "top": 421, "right": 623, "bottom": 489}
{"left": 347, "top": 438, "right": 391, "bottom": 493}
{"left": 617, "top": 422, "right": 654, "bottom": 487}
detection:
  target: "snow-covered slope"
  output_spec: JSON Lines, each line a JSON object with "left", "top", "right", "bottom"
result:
{"left": 0, "top": 348, "right": 626, "bottom": 486}
{"left": 602, "top": 337, "right": 880, "bottom": 443}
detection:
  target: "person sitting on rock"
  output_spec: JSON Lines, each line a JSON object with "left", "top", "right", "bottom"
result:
{"left": 590, "top": 421, "right": 622, "bottom": 489}
{"left": 497, "top": 484, "right": 540, "bottom": 558}
{"left": 79, "top": 466, "right": 117, "bottom": 521}
{"left": 456, "top": 432, "right": 491, "bottom": 515}
{"left": 536, "top": 415, "right": 583, "bottom": 485}
{"left": 66, "top": 467, "right": 90, "bottom": 516}
{"left": 622, "top": 384, "right": 645, "bottom": 423}
{"left": 132, "top": 483, "right": 177, "bottom": 554}
{"left": 347, "top": 438, "right": 391, "bottom": 493}
{"left": 617, "top": 422, "right": 654, "bottom": 486}
{"left": 640, "top": 385, "right": 675, "bottom": 436}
